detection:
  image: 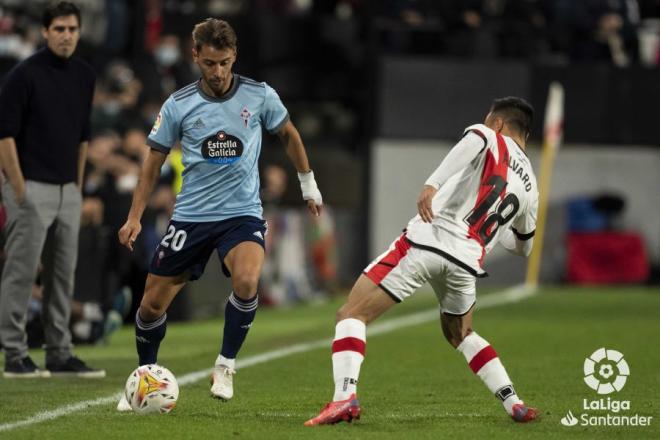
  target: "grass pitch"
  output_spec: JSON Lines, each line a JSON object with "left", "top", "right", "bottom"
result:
{"left": 1, "top": 286, "right": 658, "bottom": 439}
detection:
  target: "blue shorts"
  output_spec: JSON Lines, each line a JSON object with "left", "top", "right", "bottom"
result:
{"left": 149, "top": 216, "right": 267, "bottom": 280}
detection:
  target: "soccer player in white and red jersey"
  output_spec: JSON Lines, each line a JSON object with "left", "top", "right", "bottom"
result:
{"left": 305, "top": 97, "right": 539, "bottom": 426}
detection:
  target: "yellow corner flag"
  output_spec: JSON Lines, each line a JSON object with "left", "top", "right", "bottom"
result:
{"left": 526, "top": 82, "right": 564, "bottom": 289}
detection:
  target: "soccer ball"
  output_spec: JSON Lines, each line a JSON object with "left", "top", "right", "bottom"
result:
{"left": 124, "top": 364, "right": 179, "bottom": 414}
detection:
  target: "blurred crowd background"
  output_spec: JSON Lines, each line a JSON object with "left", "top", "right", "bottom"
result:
{"left": 1, "top": 0, "right": 659, "bottom": 344}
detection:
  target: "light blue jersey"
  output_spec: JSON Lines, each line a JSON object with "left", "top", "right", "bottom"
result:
{"left": 147, "top": 75, "right": 289, "bottom": 222}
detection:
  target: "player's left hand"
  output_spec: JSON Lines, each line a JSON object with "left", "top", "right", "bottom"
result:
{"left": 298, "top": 170, "right": 323, "bottom": 217}
{"left": 307, "top": 199, "right": 322, "bottom": 217}
{"left": 417, "top": 185, "right": 438, "bottom": 223}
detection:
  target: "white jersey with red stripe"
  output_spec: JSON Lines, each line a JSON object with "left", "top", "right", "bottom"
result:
{"left": 405, "top": 124, "right": 539, "bottom": 277}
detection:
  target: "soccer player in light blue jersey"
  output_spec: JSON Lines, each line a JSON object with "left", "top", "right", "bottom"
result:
{"left": 117, "top": 18, "right": 322, "bottom": 409}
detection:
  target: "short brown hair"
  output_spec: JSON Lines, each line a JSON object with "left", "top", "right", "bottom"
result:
{"left": 192, "top": 18, "right": 237, "bottom": 52}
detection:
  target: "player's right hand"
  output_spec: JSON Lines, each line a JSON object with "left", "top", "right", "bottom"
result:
{"left": 118, "top": 219, "right": 142, "bottom": 251}
{"left": 417, "top": 185, "right": 438, "bottom": 223}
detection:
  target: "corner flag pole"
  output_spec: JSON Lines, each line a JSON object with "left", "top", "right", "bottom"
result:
{"left": 525, "top": 82, "right": 564, "bottom": 289}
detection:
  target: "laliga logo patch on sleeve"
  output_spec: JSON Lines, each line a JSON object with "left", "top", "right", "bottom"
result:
{"left": 150, "top": 113, "right": 162, "bottom": 135}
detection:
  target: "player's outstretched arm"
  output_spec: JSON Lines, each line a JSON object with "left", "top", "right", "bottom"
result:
{"left": 276, "top": 120, "right": 323, "bottom": 217}
{"left": 499, "top": 227, "right": 534, "bottom": 257}
{"left": 118, "top": 148, "right": 168, "bottom": 251}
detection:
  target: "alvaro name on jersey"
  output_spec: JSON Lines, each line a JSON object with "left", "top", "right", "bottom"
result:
{"left": 147, "top": 75, "right": 289, "bottom": 222}
{"left": 406, "top": 124, "right": 539, "bottom": 277}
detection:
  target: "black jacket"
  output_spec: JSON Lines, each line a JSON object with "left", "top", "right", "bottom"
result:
{"left": 0, "top": 47, "right": 95, "bottom": 184}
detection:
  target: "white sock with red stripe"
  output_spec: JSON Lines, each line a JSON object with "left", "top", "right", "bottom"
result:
{"left": 457, "top": 332, "right": 522, "bottom": 415}
{"left": 332, "top": 318, "right": 366, "bottom": 401}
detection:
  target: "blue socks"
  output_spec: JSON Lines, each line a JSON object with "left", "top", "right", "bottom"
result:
{"left": 135, "top": 311, "right": 167, "bottom": 366}
{"left": 134, "top": 292, "right": 256, "bottom": 367}
{"left": 220, "top": 293, "right": 258, "bottom": 359}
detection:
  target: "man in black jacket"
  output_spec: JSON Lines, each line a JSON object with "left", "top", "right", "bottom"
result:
{"left": 0, "top": 1, "right": 104, "bottom": 378}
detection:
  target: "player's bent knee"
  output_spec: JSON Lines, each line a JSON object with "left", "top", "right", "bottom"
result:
{"left": 139, "top": 299, "right": 166, "bottom": 321}
{"left": 232, "top": 273, "right": 259, "bottom": 298}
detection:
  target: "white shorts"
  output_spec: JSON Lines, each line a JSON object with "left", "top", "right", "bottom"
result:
{"left": 364, "top": 234, "right": 476, "bottom": 315}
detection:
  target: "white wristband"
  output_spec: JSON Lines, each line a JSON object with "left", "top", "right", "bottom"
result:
{"left": 297, "top": 170, "right": 323, "bottom": 205}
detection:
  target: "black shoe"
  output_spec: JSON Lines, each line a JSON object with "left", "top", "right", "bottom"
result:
{"left": 3, "top": 356, "right": 51, "bottom": 378}
{"left": 46, "top": 356, "right": 106, "bottom": 378}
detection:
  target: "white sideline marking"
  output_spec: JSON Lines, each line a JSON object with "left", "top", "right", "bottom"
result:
{"left": 255, "top": 411, "right": 487, "bottom": 419}
{"left": 0, "top": 284, "right": 536, "bottom": 433}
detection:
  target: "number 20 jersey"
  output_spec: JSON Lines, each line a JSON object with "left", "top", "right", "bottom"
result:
{"left": 147, "top": 75, "right": 289, "bottom": 223}
{"left": 405, "top": 124, "right": 539, "bottom": 277}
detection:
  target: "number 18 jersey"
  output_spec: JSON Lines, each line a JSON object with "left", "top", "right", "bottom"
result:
{"left": 405, "top": 124, "right": 539, "bottom": 277}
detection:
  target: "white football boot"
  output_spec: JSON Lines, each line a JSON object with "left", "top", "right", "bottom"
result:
{"left": 116, "top": 393, "right": 132, "bottom": 412}
{"left": 210, "top": 365, "right": 236, "bottom": 400}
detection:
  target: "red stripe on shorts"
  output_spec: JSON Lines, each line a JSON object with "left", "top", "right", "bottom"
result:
{"left": 332, "top": 337, "right": 366, "bottom": 356}
{"left": 468, "top": 345, "right": 498, "bottom": 373}
{"left": 365, "top": 234, "right": 411, "bottom": 285}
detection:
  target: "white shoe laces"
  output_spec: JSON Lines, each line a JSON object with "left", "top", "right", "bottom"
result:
{"left": 214, "top": 365, "right": 236, "bottom": 382}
